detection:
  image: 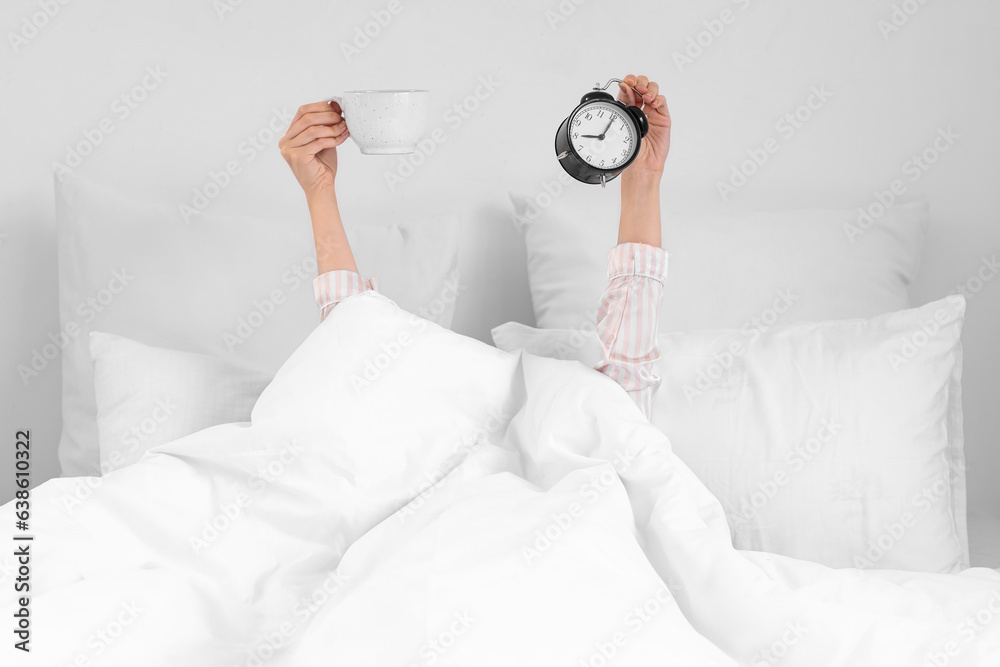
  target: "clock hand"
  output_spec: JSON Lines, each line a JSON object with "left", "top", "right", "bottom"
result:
{"left": 582, "top": 118, "right": 617, "bottom": 141}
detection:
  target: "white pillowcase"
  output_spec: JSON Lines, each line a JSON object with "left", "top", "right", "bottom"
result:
{"left": 492, "top": 296, "right": 969, "bottom": 573}
{"left": 55, "top": 173, "right": 461, "bottom": 477}
{"left": 89, "top": 332, "right": 271, "bottom": 469}
{"left": 509, "top": 186, "right": 928, "bottom": 331}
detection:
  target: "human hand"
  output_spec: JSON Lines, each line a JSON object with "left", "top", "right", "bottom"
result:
{"left": 279, "top": 101, "right": 350, "bottom": 200}
{"left": 617, "top": 73, "right": 670, "bottom": 175}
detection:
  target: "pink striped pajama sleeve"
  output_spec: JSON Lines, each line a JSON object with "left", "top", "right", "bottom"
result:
{"left": 313, "top": 271, "right": 379, "bottom": 322}
{"left": 594, "top": 242, "right": 669, "bottom": 420}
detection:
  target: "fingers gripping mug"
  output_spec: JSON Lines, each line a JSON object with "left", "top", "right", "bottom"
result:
{"left": 327, "top": 90, "right": 430, "bottom": 155}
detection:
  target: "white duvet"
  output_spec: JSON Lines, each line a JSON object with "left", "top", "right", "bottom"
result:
{"left": 4, "top": 293, "right": 1000, "bottom": 666}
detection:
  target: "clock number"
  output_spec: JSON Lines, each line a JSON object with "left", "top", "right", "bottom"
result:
{"left": 577, "top": 144, "right": 584, "bottom": 151}
{"left": 597, "top": 110, "right": 605, "bottom": 118}
{"left": 586, "top": 156, "right": 592, "bottom": 163}
{"left": 572, "top": 132, "right": 578, "bottom": 139}
{"left": 599, "top": 160, "right": 605, "bottom": 166}
{"left": 584, "top": 112, "right": 592, "bottom": 120}
{"left": 574, "top": 119, "right": 581, "bottom": 126}
{"left": 620, "top": 123, "right": 626, "bottom": 131}
{"left": 621, "top": 149, "right": 628, "bottom": 156}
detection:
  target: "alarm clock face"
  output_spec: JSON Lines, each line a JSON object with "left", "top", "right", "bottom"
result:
{"left": 569, "top": 101, "right": 637, "bottom": 170}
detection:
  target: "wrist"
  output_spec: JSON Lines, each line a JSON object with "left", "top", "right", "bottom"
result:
{"left": 622, "top": 165, "right": 663, "bottom": 189}
{"left": 305, "top": 186, "right": 337, "bottom": 210}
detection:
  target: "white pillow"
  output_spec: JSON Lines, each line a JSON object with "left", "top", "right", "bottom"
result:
{"left": 492, "top": 295, "right": 969, "bottom": 573}
{"left": 89, "top": 331, "right": 271, "bottom": 469}
{"left": 55, "top": 173, "right": 460, "bottom": 477}
{"left": 509, "top": 185, "right": 928, "bottom": 331}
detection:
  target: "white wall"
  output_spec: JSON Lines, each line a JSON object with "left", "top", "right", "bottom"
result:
{"left": 2, "top": 0, "right": 998, "bottom": 520}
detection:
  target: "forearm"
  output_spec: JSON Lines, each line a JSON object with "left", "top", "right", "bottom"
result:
{"left": 618, "top": 168, "right": 662, "bottom": 247}
{"left": 598, "top": 165, "right": 666, "bottom": 418}
{"left": 307, "top": 190, "right": 358, "bottom": 275}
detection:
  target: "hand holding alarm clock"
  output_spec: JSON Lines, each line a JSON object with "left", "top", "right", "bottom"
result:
{"left": 556, "top": 73, "right": 670, "bottom": 187}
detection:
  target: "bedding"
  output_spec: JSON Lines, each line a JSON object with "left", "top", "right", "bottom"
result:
{"left": 5, "top": 293, "right": 999, "bottom": 666}
{"left": 509, "top": 182, "right": 928, "bottom": 331}
{"left": 55, "top": 172, "right": 461, "bottom": 478}
{"left": 89, "top": 331, "right": 271, "bottom": 469}
{"left": 492, "top": 295, "right": 969, "bottom": 573}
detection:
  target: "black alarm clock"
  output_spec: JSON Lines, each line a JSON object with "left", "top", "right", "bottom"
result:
{"left": 555, "top": 78, "right": 649, "bottom": 187}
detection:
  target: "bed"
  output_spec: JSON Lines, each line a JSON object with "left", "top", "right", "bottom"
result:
{"left": 6, "top": 173, "right": 998, "bottom": 665}
{"left": 6, "top": 293, "right": 1000, "bottom": 666}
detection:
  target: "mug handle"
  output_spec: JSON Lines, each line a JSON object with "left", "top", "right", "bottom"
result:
{"left": 325, "top": 96, "right": 344, "bottom": 117}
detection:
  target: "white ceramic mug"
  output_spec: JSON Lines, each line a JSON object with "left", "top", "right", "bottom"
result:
{"left": 328, "top": 90, "right": 430, "bottom": 155}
